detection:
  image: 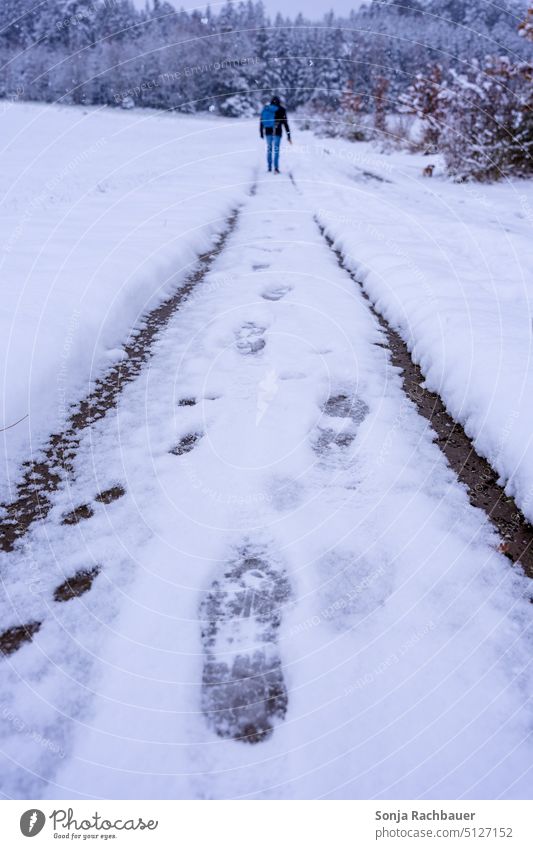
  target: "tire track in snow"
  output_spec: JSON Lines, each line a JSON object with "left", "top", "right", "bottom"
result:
{"left": 0, "top": 194, "right": 253, "bottom": 556}
{"left": 0, "top": 178, "right": 296, "bottom": 769}
{"left": 289, "top": 169, "right": 533, "bottom": 579}
{"left": 0, "top": 191, "right": 255, "bottom": 658}
{"left": 311, "top": 213, "right": 533, "bottom": 581}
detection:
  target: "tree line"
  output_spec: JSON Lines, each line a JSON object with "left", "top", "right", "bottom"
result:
{"left": 0, "top": 0, "right": 531, "bottom": 180}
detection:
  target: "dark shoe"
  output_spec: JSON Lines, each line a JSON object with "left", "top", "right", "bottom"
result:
{"left": 274, "top": 168, "right": 280, "bottom": 174}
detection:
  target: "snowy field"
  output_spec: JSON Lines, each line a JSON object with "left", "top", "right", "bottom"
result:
{"left": 1, "top": 104, "right": 532, "bottom": 800}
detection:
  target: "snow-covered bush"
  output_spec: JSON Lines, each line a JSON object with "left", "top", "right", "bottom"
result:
{"left": 399, "top": 65, "right": 446, "bottom": 153}
{"left": 440, "top": 56, "right": 533, "bottom": 181}
{"left": 519, "top": 4, "right": 533, "bottom": 41}
{"left": 218, "top": 93, "right": 257, "bottom": 118}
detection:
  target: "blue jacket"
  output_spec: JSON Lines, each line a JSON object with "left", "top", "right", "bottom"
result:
{"left": 260, "top": 103, "right": 291, "bottom": 140}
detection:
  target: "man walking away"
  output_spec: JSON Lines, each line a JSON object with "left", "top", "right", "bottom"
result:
{"left": 259, "top": 95, "right": 291, "bottom": 173}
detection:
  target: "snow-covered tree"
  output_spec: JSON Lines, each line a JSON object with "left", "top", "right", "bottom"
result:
{"left": 311, "top": 20, "right": 347, "bottom": 111}
{"left": 94, "top": 1, "right": 140, "bottom": 43}
{"left": 399, "top": 64, "right": 445, "bottom": 152}
{"left": 290, "top": 19, "right": 319, "bottom": 108}
{"left": 255, "top": 25, "right": 282, "bottom": 100}
{"left": 339, "top": 79, "right": 368, "bottom": 140}
{"left": 373, "top": 75, "right": 390, "bottom": 140}
{"left": 0, "top": 0, "right": 41, "bottom": 47}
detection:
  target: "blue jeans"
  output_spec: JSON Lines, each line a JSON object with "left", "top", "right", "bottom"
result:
{"left": 266, "top": 134, "right": 281, "bottom": 171}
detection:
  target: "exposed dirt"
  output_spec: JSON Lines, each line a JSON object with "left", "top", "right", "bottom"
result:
{"left": 318, "top": 222, "right": 533, "bottom": 579}
{"left": 0, "top": 621, "right": 41, "bottom": 657}
{"left": 54, "top": 566, "right": 101, "bottom": 603}
{"left": 61, "top": 503, "right": 94, "bottom": 526}
{"left": 355, "top": 168, "right": 393, "bottom": 184}
{"left": 170, "top": 432, "right": 203, "bottom": 456}
{"left": 0, "top": 202, "right": 247, "bottom": 553}
{"left": 95, "top": 485, "right": 125, "bottom": 505}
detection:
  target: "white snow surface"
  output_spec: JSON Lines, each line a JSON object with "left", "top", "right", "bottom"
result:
{"left": 1, "top": 117, "right": 532, "bottom": 799}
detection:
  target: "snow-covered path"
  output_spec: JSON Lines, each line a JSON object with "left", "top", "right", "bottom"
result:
{"left": 1, "top": 174, "right": 532, "bottom": 800}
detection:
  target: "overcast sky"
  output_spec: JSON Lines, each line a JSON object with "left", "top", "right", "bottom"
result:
{"left": 133, "top": 1, "right": 368, "bottom": 19}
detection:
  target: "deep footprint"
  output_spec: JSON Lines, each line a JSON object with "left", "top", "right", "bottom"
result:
{"left": 314, "top": 427, "right": 356, "bottom": 452}
{"left": 170, "top": 432, "right": 203, "bottom": 456}
{"left": 313, "top": 392, "right": 369, "bottom": 455}
{"left": 261, "top": 286, "right": 291, "bottom": 302}
{"left": 235, "top": 323, "right": 266, "bottom": 355}
{"left": 323, "top": 393, "right": 368, "bottom": 421}
{"left": 200, "top": 544, "right": 291, "bottom": 743}
{"left": 61, "top": 503, "right": 94, "bottom": 525}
